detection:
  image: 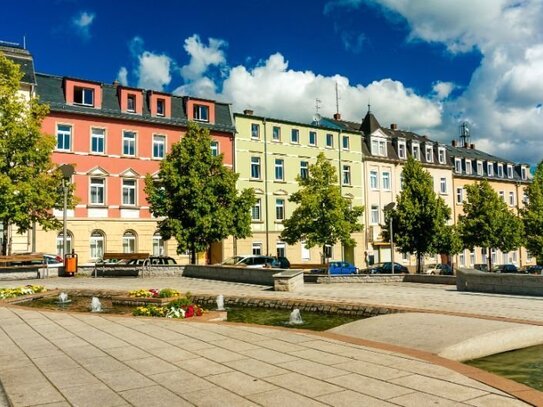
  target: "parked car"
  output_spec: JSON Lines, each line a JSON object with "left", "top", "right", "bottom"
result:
{"left": 474, "top": 264, "right": 489, "bottom": 272}
{"left": 273, "top": 256, "right": 291, "bottom": 269}
{"left": 123, "top": 256, "right": 177, "bottom": 266}
{"left": 361, "top": 262, "right": 408, "bottom": 274}
{"left": 220, "top": 255, "right": 276, "bottom": 268}
{"left": 328, "top": 261, "right": 358, "bottom": 275}
{"left": 43, "top": 254, "right": 64, "bottom": 268}
{"left": 526, "top": 265, "right": 543, "bottom": 274}
{"left": 424, "top": 263, "right": 453, "bottom": 275}
{"left": 493, "top": 264, "right": 519, "bottom": 273}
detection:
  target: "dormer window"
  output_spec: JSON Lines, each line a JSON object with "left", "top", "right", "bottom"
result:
{"left": 521, "top": 166, "right": 527, "bottom": 180}
{"left": 487, "top": 162, "right": 494, "bottom": 177}
{"left": 507, "top": 165, "right": 513, "bottom": 179}
{"left": 425, "top": 145, "right": 433, "bottom": 163}
{"left": 74, "top": 87, "right": 94, "bottom": 106}
{"left": 193, "top": 104, "right": 209, "bottom": 122}
{"left": 497, "top": 163, "right": 503, "bottom": 178}
{"left": 477, "top": 161, "right": 483, "bottom": 176}
{"left": 397, "top": 139, "right": 406, "bottom": 159}
{"left": 412, "top": 142, "right": 420, "bottom": 160}
{"left": 156, "top": 99, "right": 165, "bottom": 116}
{"left": 438, "top": 147, "right": 446, "bottom": 164}
{"left": 454, "top": 158, "right": 462, "bottom": 173}
{"left": 371, "top": 137, "right": 387, "bottom": 157}
{"left": 465, "top": 159, "right": 472, "bottom": 175}
{"left": 127, "top": 95, "right": 136, "bottom": 113}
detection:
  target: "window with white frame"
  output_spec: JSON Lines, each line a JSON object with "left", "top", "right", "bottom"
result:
{"left": 499, "top": 191, "right": 505, "bottom": 201}
{"left": 56, "top": 124, "right": 72, "bottom": 151}
{"left": 497, "top": 164, "right": 503, "bottom": 178}
{"left": 74, "top": 87, "right": 94, "bottom": 106}
{"left": 291, "top": 128, "right": 299, "bottom": 143}
{"left": 370, "top": 170, "right": 378, "bottom": 189}
{"left": 56, "top": 231, "right": 73, "bottom": 257}
{"left": 370, "top": 205, "right": 379, "bottom": 224}
{"left": 371, "top": 137, "right": 387, "bottom": 156}
{"left": 123, "top": 131, "right": 136, "bottom": 156}
{"left": 425, "top": 145, "right": 433, "bottom": 162}
{"left": 491, "top": 248, "right": 498, "bottom": 264}
{"left": 300, "top": 161, "right": 309, "bottom": 179}
{"left": 398, "top": 140, "right": 406, "bottom": 159}
{"left": 193, "top": 104, "right": 209, "bottom": 122}
{"left": 509, "top": 191, "right": 515, "bottom": 206}
{"left": 465, "top": 159, "right": 472, "bottom": 175}
{"left": 412, "top": 143, "right": 420, "bottom": 160}
{"left": 153, "top": 135, "right": 165, "bottom": 159}
{"left": 470, "top": 250, "right": 475, "bottom": 266}
{"left": 438, "top": 148, "right": 446, "bottom": 164}
{"left": 521, "top": 167, "right": 527, "bottom": 180}
{"left": 456, "top": 187, "right": 463, "bottom": 204}
{"left": 274, "top": 159, "right": 284, "bottom": 181}
{"left": 487, "top": 162, "right": 494, "bottom": 177}
{"left": 156, "top": 99, "right": 165, "bottom": 116}
{"left": 122, "top": 231, "right": 136, "bottom": 253}
{"left": 342, "top": 165, "right": 351, "bottom": 185}
{"left": 276, "top": 242, "right": 286, "bottom": 258}
{"left": 210, "top": 140, "right": 219, "bottom": 157}
{"left": 122, "top": 179, "right": 136, "bottom": 206}
{"left": 127, "top": 95, "right": 136, "bottom": 112}
{"left": 251, "top": 198, "right": 261, "bottom": 221}
{"left": 309, "top": 131, "right": 316, "bottom": 146}
{"left": 459, "top": 250, "right": 465, "bottom": 266}
{"left": 90, "top": 178, "right": 105, "bottom": 205}
{"left": 440, "top": 177, "right": 447, "bottom": 194}
{"left": 400, "top": 173, "right": 404, "bottom": 190}
{"left": 301, "top": 241, "right": 310, "bottom": 260}
{"left": 252, "top": 243, "right": 262, "bottom": 255}
{"left": 251, "top": 123, "right": 260, "bottom": 139}
{"left": 272, "top": 126, "right": 281, "bottom": 141}
{"left": 507, "top": 165, "right": 513, "bottom": 178}
{"left": 250, "top": 157, "right": 261, "bottom": 179}
{"left": 512, "top": 251, "right": 518, "bottom": 264}
{"left": 342, "top": 135, "right": 350, "bottom": 150}
{"left": 326, "top": 133, "right": 333, "bottom": 147}
{"left": 477, "top": 161, "right": 483, "bottom": 175}
{"left": 89, "top": 230, "right": 104, "bottom": 259}
{"left": 523, "top": 191, "right": 529, "bottom": 204}
{"left": 454, "top": 158, "right": 462, "bottom": 173}
{"left": 382, "top": 171, "right": 390, "bottom": 190}
{"left": 152, "top": 232, "right": 164, "bottom": 256}
{"left": 89, "top": 127, "right": 105, "bottom": 154}
{"left": 275, "top": 199, "right": 285, "bottom": 221}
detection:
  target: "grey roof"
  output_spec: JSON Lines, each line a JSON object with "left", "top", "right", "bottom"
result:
{"left": 360, "top": 111, "right": 381, "bottom": 135}
{"left": 0, "top": 44, "right": 36, "bottom": 85}
{"left": 35, "top": 73, "right": 235, "bottom": 133}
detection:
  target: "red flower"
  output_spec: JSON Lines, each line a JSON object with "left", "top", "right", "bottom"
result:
{"left": 149, "top": 288, "right": 159, "bottom": 298}
{"left": 185, "top": 305, "right": 195, "bottom": 318}
{"left": 196, "top": 307, "right": 203, "bottom": 316}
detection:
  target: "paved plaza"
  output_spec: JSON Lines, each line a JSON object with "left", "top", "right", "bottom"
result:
{"left": 0, "top": 276, "right": 542, "bottom": 406}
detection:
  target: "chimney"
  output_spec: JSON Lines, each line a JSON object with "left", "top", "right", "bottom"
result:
{"left": 452, "top": 140, "right": 457, "bottom": 147}
{"left": 333, "top": 113, "right": 341, "bottom": 120}
{"left": 390, "top": 123, "right": 398, "bottom": 130}
{"left": 470, "top": 143, "right": 475, "bottom": 149}
{"left": 243, "top": 109, "right": 254, "bottom": 116}
{"left": 112, "top": 80, "right": 119, "bottom": 87}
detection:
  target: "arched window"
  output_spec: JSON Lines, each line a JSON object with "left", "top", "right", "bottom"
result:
{"left": 123, "top": 231, "right": 137, "bottom": 253}
{"left": 90, "top": 230, "right": 105, "bottom": 259}
{"left": 56, "top": 231, "right": 73, "bottom": 256}
{"left": 152, "top": 232, "right": 164, "bottom": 256}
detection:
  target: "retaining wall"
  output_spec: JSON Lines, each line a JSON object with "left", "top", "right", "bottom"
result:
{"left": 183, "top": 265, "right": 284, "bottom": 285}
{"left": 456, "top": 268, "right": 543, "bottom": 296}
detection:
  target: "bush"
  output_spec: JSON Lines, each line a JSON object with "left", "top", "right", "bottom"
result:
{"left": 158, "top": 288, "right": 180, "bottom": 298}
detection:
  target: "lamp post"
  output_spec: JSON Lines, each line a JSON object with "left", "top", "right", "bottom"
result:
{"left": 384, "top": 202, "right": 396, "bottom": 274}
{"left": 59, "top": 164, "right": 74, "bottom": 260}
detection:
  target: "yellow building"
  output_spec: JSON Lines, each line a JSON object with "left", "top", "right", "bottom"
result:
{"left": 231, "top": 111, "right": 365, "bottom": 266}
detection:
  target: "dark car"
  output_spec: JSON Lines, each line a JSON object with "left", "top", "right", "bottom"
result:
{"left": 526, "top": 265, "right": 543, "bottom": 274}
{"left": 272, "top": 256, "right": 291, "bottom": 269}
{"left": 493, "top": 264, "right": 519, "bottom": 273}
{"left": 474, "top": 264, "right": 489, "bottom": 272}
{"left": 362, "top": 262, "right": 408, "bottom": 274}
{"left": 124, "top": 256, "right": 177, "bottom": 266}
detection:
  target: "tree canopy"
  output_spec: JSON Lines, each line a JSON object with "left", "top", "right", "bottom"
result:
{"left": 144, "top": 122, "right": 255, "bottom": 263}
{"left": 458, "top": 179, "right": 524, "bottom": 270}
{"left": 521, "top": 161, "right": 543, "bottom": 263}
{"left": 383, "top": 156, "right": 452, "bottom": 273}
{"left": 0, "top": 53, "right": 70, "bottom": 254}
{"left": 280, "top": 152, "right": 364, "bottom": 263}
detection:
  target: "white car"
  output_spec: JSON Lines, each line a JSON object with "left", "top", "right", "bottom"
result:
{"left": 220, "top": 255, "right": 276, "bottom": 268}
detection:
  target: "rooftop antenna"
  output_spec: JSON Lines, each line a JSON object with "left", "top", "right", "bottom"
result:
{"left": 313, "top": 98, "right": 322, "bottom": 125}
{"left": 23, "top": 35, "right": 26, "bottom": 49}
{"left": 459, "top": 121, "right": 470, "bottom": 148}
{"left": 335, "top": 82, "right": 341, "bottom": 115}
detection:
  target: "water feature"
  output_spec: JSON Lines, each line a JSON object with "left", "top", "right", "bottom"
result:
{"left": 288, "top": 308, "right": 304, "bottom": 325}
{"left": 57, "top": 292, "right": 71, "bottom": 304}
{"left": 90, "top": 297, "right": 102, "bottom": 312}
{"left": 216, "top": 294, "right": 225, "bottom": 311}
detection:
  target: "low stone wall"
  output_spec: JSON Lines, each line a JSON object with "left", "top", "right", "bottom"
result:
{"left": 456, "top": 268, "right": 543, "bottom": 296}
{"left": 403, "top": 274, "right": 456, "bottom": 285}
{"left": 78, "top": 265, "right": 184, "bottom": 278}
{"left": 273, "top": 270, "right": 304, "bottom": 291}
{"left": 316, "top": 274, "right": 405, "bottom": 284}
{"left": 183, "top": 265, "right": 284, "bottom": 286}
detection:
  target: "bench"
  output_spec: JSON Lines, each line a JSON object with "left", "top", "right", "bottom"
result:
{"left": 0, "top": 254, "right": 48, "bottom": 279}
{"left": 93, "top": 253, "right": 150, "bottom": 278}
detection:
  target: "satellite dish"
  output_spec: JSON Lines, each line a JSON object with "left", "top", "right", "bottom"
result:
{"left": 313, "top": 113, "right": 322, "bottom": 123}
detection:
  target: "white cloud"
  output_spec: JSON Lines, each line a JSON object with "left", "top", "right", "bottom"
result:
{"left": 116, "top": 67, "right": 128, "bottom": 86}
{"left": 180, "top": 34, "right": 227, "bottom": 82}
{"left": 432, "top": 81, "right": 455, "bottom": 100}
{"left": 72, "top": 11, "right": 95, "bottom": 40}
{"left": 136, "top": 52, "right": 172, "bottom": 91}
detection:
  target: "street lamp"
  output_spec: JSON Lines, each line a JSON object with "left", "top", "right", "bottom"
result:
{"left": 384, "top": 202, "right": 396, "bottom": 274}
{"left": 59, "top": 164, "right": 74, "bottom": 260}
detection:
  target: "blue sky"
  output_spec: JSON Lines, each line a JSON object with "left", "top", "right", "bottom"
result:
{"left": 2, "top": 0, "right": 543, "bottom": 164}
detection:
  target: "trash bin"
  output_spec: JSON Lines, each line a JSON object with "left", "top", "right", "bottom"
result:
{"left": 64, "top": 253, "right": 78, "bottom": 277}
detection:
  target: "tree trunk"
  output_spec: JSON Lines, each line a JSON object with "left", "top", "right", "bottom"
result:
{"left": 416, "top": 252, "right": 422, "bottom": 274}
{"left": 488, "top": 248, "right": 492, "bottom": 272}
{"left": 190, "top": 242, "right": 196, "bottom": 265}
{"left": 1, "top": 220, "right": 8, "bottom": 256}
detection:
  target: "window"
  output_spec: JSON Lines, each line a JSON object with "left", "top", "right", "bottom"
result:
{"left": 251, "top": 157, "right": 261, "bottom": 179}
{"left": 56, "top": 124, "right": 72, "bottom": 151}
{"left": 509, "top": 191, "right": 515, "bottom": 206}
{"left": 276, "top": 242, "right": 286, "bottom": 258}
{"left": 470, "top": 250, "right": 476, "bottom": 266}
{"left": 465, "top": 159, "right": 472, "bottom": 175}
{"left": 372, "top": 138, "right": 386, "bottom": 156}
{"left": 440, "top": 178, "right": 447, "bottom": 194}
{"left": 300, "top": 161, "right": 309, "bottom": 179}
{"left": 152, "top": 232, "right": 164, "bottom": 256}
{"left": 370, "top": 171, "right": 378, "bottom": 189}
{"left": 342, "top": 165, "right": 351, "bottom": 185}
{"left": 412, "top": 143, "right": 420, "bottom": 160}
{"left": 252, "top": 243, "right": 262, "bottom": 256}
{"left": 459, "top": 251, "right": 465, "bottom": 267}
{"left": 274, "top": 159, "right": 284, "bottom": 181}
{"left": 251, "top": 198, "right": 261, "bottom": 221}
{"left": 523, "top": 191, "right": 530, "bottom": 204}
{"left": 123, "top": 131, "right": 136, "bottom": 156}
{"left": 342, "top": 135, "right": 350, "bottom": 150}
{"left": 425, "top": 146, "right": 433, "bottom": 162}
{"left": 56, "top": 231, "right": 73, "bottom": 257}
{"left": 90, "top": 178, "right": 105, "bottom": 205}
{"left": 438, "top": 148, "right": 446, "bottom": 164}
{"left": 309, "top": 131, "right": 316, "bottom": 146}
{"left": 477, "top": 161, "right": 483, "bottom": 175}
{"left": 275, "top": 199, "right": 285, "bottom": 221}
{"left": 91, "top": 128, "right": 105, "bottom": 154}
{"left": 382, "top": 172, "right": 390, "bottom": 190}
{"left": 491, "top": 248, "right": 497, "bottom": 264}
{"left": 454, "top": 158, "right": 462, "bottom": 173}
{"left": 127, "top": 95, "right": 136, "bottom": 112}
{"left": 153, "top": 135, "right": 165, "bottom": 159}
{"left": 398, "top": 141, "right": 406, "bottom": 159}
{"left": 90, "top": 231, "right": 104, "bottom": 259}
{"left": 251, "top": 123, "right": 260, "bottom": 139}
{"left": 499, "top": 191, "right": 505, "bottom": 201}
{"left": 122, "top": 179, "right": 136, "bottom": 206}
{"left": 497, "top": 164, "right": 503, "bottom": 178}
{"left": 74, "top": 87, "right": 94, "bottom": 106}
{"left": 272, "top": 126, "right": 281, "bottom": 141}
{"left": 507, "top": 165, "right": 513, "bottom": 179}
{"left": 370, "top": 205, "right": 379, "bottom": 224}
{"left": 210, "top": 141, "right": 219, "bottom": 157}
{"left": 291, "top": 129, "right": 299, "bottom": 143}
{"left": 487, "top": 162, "right": 494, "bottom": 177}
{"left": 123, "top": 231, "right": 136, "bottom": 253}
{"left": 521, "top": 167, "right": 527, "bottom": 180}
{"left": 326, "top": 133, "right": 333, "bottom": 148}
{"left": 301, "top": 241, "right": 310, "bottom": 260}
{"left": 156, "top": 99, "right": 165, "bottom": 116}
{"left": 193, "top": 104, "right": 209, "bottom": 122}
{"left": 456, "top": 187, "right": 463, "bottom": 204}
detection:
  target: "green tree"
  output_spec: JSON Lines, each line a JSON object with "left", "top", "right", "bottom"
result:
{"left": 144, "top": 122, "right": 255, "bottom": 264}
{"left": 0, "top": 53, "right": 70, "bottom": 255}
{"left": 458, "top": 179, "right": 524, "bottom": 270}
{"left": 521, "top": 161, "right": 543, "bottom": 264}
{"left": 280, "top": 153, "right": 364, "bottom": 264}
{"left": 383, "top": 157, "right": 452, "bottom": 273}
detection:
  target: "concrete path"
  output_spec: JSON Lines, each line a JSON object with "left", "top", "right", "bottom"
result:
{"left": 0, "top": 306, "right": 531, "bottom": 407}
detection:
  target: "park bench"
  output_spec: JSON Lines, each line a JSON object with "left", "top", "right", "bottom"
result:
{"left": 93, "top": 252, "right": 150, "bottom": 278}
{"left": 0, "top": 254, "right": 48, "bottom": 279}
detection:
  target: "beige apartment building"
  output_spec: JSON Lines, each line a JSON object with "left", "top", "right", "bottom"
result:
{"left": 230, "top": 111, "right": 366, "bottom": 266}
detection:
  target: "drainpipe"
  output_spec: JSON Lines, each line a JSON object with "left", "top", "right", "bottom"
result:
{"left": 232, "top": 116, "right": 238, "bottom": 257}
{"left": 263, "top": 118, "right": 270, "bottom": 255}
{"left": 338, "top": 130, "right": 344, "bottom": 261}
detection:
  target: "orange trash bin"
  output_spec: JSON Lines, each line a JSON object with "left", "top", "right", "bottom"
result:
{"left": 64, "top": 253, "right": 78, "bottom": 276}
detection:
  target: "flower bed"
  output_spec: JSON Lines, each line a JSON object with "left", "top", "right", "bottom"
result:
{"left": 0, "top": 285, "right": 46, "bottom": 299}
{"left": 132, "top": 293, "right": 204, "bottom": 319}
{"left": 128, "top": 288, "right": 180, "bottom": 298}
